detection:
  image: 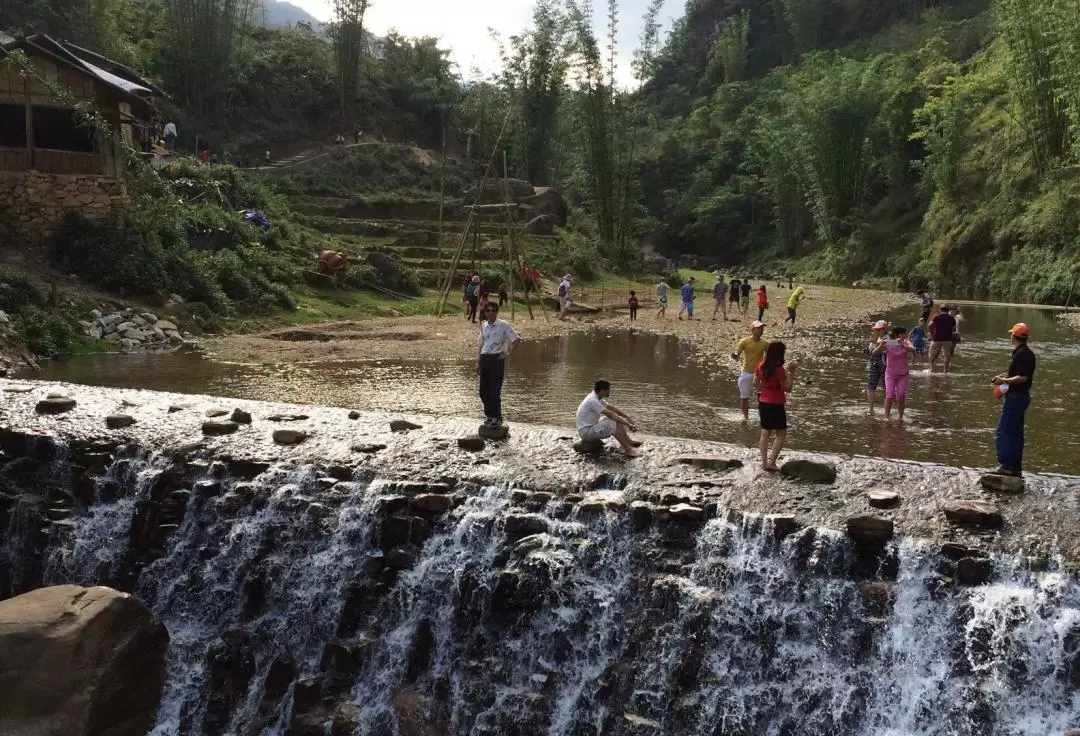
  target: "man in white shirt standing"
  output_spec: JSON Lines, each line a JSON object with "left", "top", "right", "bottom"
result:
{"left": 477, "top": 302, "right": 521, "bottom": 428}
{"left": 575, "top": 379, "right": 641, "bottom": 457}
{"left": 557, "top": 274, "right": 572, "bottom": 319}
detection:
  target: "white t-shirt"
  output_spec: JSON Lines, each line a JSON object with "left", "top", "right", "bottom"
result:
{"left": 478, "top": 319, "right": 520, "bottom": 355}
{"left": 576, "top": 391, "right": 607, "bottom": 429}
{"left": 559, "top": 280, "right": 571, "bottom": 299}
{"left": 164, "top": 122, "right": 177, "bottom": 136}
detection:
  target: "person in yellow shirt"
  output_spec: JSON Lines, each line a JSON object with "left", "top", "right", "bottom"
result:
{"left": 785, "top": 286, "right": 805, "bottom": 326}
{"left": 731, "top": 320, "right": 769, "bottom": 421}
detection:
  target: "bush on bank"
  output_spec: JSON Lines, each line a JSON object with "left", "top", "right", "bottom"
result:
{"left": 0, "top": 269, "right": 79, "bottom": 359}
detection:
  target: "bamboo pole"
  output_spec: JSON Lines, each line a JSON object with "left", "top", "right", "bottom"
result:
{"left": 501, "top": 149, "right": 515, "bottom": 320}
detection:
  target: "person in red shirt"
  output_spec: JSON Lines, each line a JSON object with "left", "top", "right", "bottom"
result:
{"left": 754, "top": 340, "right": 797, "bottom": 471}
{"left": 199, "top": 146, "right": 210, "bottom": 164}
{"left": 756, "top": 285, "right": 769, "bottom": 321}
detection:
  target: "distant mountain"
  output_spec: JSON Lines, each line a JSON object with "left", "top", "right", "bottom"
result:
{"left": 259, "top": 0, "right": 323, "bottom": 29}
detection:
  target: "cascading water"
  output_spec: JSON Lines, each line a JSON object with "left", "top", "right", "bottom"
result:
{"left": 1, "top": 439, "right": 1078, "bottom": 736}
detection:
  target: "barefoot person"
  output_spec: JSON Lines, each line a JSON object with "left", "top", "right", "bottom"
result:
{"left": 712, "top": 275, "right": 728, "bottom": 319}
{"left": 929, "top": 304, "right": 957, "bottom": 373}
{"left": 677, "top": 277, "right": 696, "bottom": 320}
{"left": 576, "top": 379, "right": 641, "bottom": 457}
{"left": 477, "top": 303, "right": 520, "bottom": 428}
{"left": 732, "top": 320, "right": 769, "bottom": 421}
{"left": 866, "top": 320, "right": 889, "bottom": 413}
{"left": 656, "top": 279, "right": 669, "bottom": 319}
{"left": 992, "top": 323, "right": 1036, "bottom": 477}
{"left": 883, "top": 326, "right": 915, "bottom": 420}
{"left": 557, "top": 275, "right": 572, "bottom": 319}
{"left": 754, "top": 341, "right": 796, "bottom": 470}
{"left": 784, "top": 286, "right": 805, "bottom": 326}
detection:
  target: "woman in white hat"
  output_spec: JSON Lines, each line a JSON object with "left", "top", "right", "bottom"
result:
{"left": 865, "top": 319, "right": 889, "bottom": 413}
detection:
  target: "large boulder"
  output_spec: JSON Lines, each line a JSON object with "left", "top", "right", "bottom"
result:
{"left": 781, "top": 459, "right": 837, "bottom": 484}
{"left": 465, "top": 178, "right": 535, "bottom": 204}
{"left": 518, "top": 214, "right": 557, "bottom": 235}
{"left": 517, "top": 187, "right": 568, "bottom": 226}
{"left": 0, "top": 585, "right": 169, "bottom": 736}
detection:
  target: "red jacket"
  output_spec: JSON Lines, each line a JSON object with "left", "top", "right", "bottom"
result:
{"left": 756, "top": 289, "right": 768, "bottom": 308}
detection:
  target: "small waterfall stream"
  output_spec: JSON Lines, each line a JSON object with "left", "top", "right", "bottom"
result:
{"left": 1, "top": 438, "right": 1077, "bottom": 735}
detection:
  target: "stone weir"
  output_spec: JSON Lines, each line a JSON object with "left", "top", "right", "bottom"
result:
{"left": 1, "top": 379, "right": 1079, "bottom": 736}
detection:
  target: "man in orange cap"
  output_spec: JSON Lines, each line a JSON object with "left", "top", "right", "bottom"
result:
{"left": 991, "top": 323, "right": 1036, "bottom": 476}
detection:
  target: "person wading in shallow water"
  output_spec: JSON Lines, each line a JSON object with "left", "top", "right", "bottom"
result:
{"left": 477, "top": 303, "right": 520, "bottom": 428}
{"left": 992, "top": 323, "right": 1036, "bottom": 477}
{"left": 754, "top": 341, "right": 796, "bottom": 471}
{"left": 732, "top": 320, "right": 769, "bottom": 422}
{"left": 575, "top": 379, "right": 641, "bottom": 457}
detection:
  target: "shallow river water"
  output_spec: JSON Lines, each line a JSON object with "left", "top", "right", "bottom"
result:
{"left": 24, "top": 303, "right": 1080, "bottom": 473}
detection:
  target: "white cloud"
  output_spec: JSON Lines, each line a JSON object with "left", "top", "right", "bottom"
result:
{"left": 286, "top": 0, "right": 676, "bottom": 88}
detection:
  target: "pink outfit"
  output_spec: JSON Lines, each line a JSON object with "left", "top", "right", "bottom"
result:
{"left": 884, "top": 342, "right": 911, "bottom": 400}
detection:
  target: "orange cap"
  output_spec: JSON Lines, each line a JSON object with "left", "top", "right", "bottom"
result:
{"left": 1008, "top": 323, "right": 1030, "bottom": 338}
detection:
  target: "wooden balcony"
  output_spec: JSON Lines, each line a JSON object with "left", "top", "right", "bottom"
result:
{"left": 0, "top": 146, "right": 103, "bottom": 175}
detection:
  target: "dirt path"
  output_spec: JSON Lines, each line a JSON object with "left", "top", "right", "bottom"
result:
{"left": 203, "top": 284, "right": 915, "bottom": 365}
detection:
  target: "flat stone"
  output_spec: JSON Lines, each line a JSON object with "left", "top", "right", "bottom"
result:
{"left": 765, "top": 513, "right": 801, "bottom": 538}
{"left": 577, "top": 491, "right": 626, "bottom": 514}
{"left": 845, "top": 515, "right": 894, "bottom": 545}
{"left": 410, "top": 494, "right": 453, "bottom": 514}
{"left": 512, "top": 533, "right": 557, "bottom": 555}
{"left": 273, "top": 429, "right": 308, "bottom": 445}
{"left": 348, "top": 410, "right": 361, "bottom": 420}
{"left": 979, "top": 473, "right": 1026, "bottom": 494}
{"left": 267, "top": 414, "right": 309, "bottom": 422}
{"left": 390, "top": 419, "right": 422, "bottom": 432}
{"left": 955, "top": 557, "right": 994, "bottom": 586}
{"left": 230, "top": 408, "right": 252, "bottom": 424}
{"left": 667, "top": 503, "right": 704, "bottom": 522}
{"left": 204, "top": 408, "right": 230, "bottom": 418}
{"left": 503, "top": 513, "right": 548, "bottom": 541}
{"left": 781, "top": 459, "right": 837, "bottom": 484}
{"left": 573, "top": 439, "right": 604, "bottom": 455}
{"left": 866, "top": 490, "right": 900, "bottom": 509}
{"left": 202, "top": 420, "right": 240, "bottom": 436}
{"left": 168, "top": 404, "right": 192, "bottom": 413}
{"left": 457, "top": 436, "right": 486, "bottom": 451}
{"left": 477, "top": 424, "right": 509, "bottom": 440}
{"left": 671, "top": 455, "right": 743, "bottom": 471}
{"left": 36, "top": 397, "right": 77, "bottom": 414}
{"left": 943, "top": 500, "right": 1003, "bottom": 528}
{"left": 352, "top": 443, "right": 387, "bottom": 454}
{"left": 105, "top": 414, "right": 136, "bottom": 429}
{"left": 155, "top": 320, "right": 178, "bottom": 331}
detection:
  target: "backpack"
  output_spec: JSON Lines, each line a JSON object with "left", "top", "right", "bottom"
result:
{"left": 558, "top": 282, "right": 568, "bottom": 298}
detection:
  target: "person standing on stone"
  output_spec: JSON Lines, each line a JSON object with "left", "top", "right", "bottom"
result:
{"left": 558, "top": 275, "right": 572, "bottom": 319}
{"left": 477, "top": 303, "right": 520, "bottom": 429}
{"left": 575, "top": 379, "right": 641, "bottom": 457}
{"left": 928, "top": 304, "right": 957, "bottom": 373}
{"left": 732, "top": 320, "right": 769, "bottom": 421}
{"left": 754, "top": 341, "right": 795, "bottom": 471}
{"left": 712, "top": 276, "right": 728, "bottom": 320}
{"left": 677, "top": 277, "right": 696, "bottom": 320}
{"left": 992, "top": 323, "right": 1036, "bottom": 477}
{"left": 656, "top": 279, "right": 669, "bottom": 319}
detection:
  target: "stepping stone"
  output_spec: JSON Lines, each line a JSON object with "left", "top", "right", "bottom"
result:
{"left": 457, "top": 436, "right": 485, "bottom": 451}
{"left": 168, "top": 403, "right": 192, "bottom": 413}
{"left": 410, "top": 494, "right": 453, "bottom": 513}
{"left": 477, "top": 424, "right": 509, "bottom": 440}
{"left": 845, "top": 514, "right": 894, "bottom": 545}
{"left": 390, "top": 419, "right": 422, "bottom": 432}
{"left": 36, "top": 396, "right": 77, "bottom": 414}
{"left": 202, "top": 420, "right": 239, "bottom": 436}
{"left": 979, "top": 473, "right": 1025, "bottom": 494}
{"left": 573, "top": 439, "right": 604, "bottom": 455}
{"left": 671, "top": 455, "right": 743, "bottom": 471}
{"left": 781, "top": 459, "right": 837, "bottom": 484}
{"left": 273, "top": 429, "right": 308, "bottom": 445}
{"left": 267, "top": 414, "right": 309, "bottom": 422}
{"left": 230, "top": 408, "right": 252, "bottom": 424}
{"left": 105, "top": 414, "right": 136, "bottom": 429}
{"left": 866, "top": 490, "right": 900, "bottom": 509}
{"left": 667, "top": 503, "right": 704, "bottom": 522}
{"left": 205, "top": 408, "right": 230, "bottom": 418}
{"left": 942, "top": 500, "right": 1003, "bottom": 528}
{"left": 348, "top": 410, "right": 361, "bottom": 420}
{"left": 351, "top": 443, "right": 386, "bottom": 454}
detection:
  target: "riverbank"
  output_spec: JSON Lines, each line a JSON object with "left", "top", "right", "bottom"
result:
{"left": 202, "top": 283, "right": 915, "bottom": 364}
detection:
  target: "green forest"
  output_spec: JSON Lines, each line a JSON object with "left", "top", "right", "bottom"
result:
{"left": 6, "top": 0, "right": 1080, "bottom": 307}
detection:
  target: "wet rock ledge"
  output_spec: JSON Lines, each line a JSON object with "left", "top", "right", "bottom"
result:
{"left": 1, "top": 378, "right": 1079, "bottom": 564}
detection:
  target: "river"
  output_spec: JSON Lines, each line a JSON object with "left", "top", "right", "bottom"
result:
{"left": 23, "top": 302, "right": 1080, "bottom": 473}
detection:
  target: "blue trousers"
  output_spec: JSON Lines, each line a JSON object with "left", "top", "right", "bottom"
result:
{"left": 995, "top": 392, "right": 1030, "bottom": 472}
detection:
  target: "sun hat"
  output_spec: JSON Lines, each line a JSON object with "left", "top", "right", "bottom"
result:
{"left": 872, "top": 320, "right": 888, "bottom": 330}
{"left": 750, "top": 320, "right": 765, "bottom": 328}
{"left": 563, "top": 274, "right": 572, "bottom": 280}
{"left": 1008, "top": 323, "right": 1030, "bottom": 338}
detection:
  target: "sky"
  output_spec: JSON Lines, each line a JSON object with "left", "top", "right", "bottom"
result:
{"left": 287, "top": 0, "right": 681, "bottom": 87}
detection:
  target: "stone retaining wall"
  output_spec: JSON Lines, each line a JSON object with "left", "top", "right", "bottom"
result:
{"left": 0, "top": 171, "right": 129, "bottom": 242}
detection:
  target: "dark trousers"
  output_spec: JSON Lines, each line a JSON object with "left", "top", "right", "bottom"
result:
{"left": 478, "top": 354, "right": 506, "bottom": 420}
{"left": 995, "top": 391, "right": 1030, "bottom": 471}
{"left": 466, "top": 296, "right": 479, "bottom": 322}
{"left": 758, "top": 307, "right": 766, "bottom": 320}
{"left": 629, "top": 306, "right": 637, "bottom": 320}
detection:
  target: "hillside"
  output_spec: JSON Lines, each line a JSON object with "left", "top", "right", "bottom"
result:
{"left": 259, "top": 0, "right": 322, "bottom": 29}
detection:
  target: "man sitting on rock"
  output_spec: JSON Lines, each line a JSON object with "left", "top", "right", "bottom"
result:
{"left": 575, "top": 379, "right": 641, "bottom": 457}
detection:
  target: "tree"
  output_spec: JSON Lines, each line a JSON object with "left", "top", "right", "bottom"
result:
{"left": 330, "top": 0, "right": 369, "bottom": 127}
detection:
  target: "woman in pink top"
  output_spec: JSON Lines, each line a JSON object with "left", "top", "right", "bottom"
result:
{"left": 883, "top": 325, "right": 915, "bottom": 420}
{"left": 754, "top": 341, "right": 796, "bottom": 471}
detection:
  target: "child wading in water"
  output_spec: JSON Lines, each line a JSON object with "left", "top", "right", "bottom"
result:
{"left": 883, "top": 326, "right": 915, "bottom": 420}
{"left": 628, "top": 290, "right": 639, "bottom": 321}
{"left": 754, "top": 341, "right": 796, "bottom": 471}
{"left": 910, "top": 318, "right": 927, "bottom": 361}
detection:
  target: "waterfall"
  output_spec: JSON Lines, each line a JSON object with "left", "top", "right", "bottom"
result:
{"left": 2, "top": 442, "right": 1078, "bottom": 736}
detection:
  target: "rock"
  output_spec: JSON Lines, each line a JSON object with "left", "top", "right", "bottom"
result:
{"left": 866, "top": 490, "right": 900, "bottom": 508}
{"left": 781, "top": 459, "right": 837, "bottom": 484}
{"left": 513, "top": 533, "right": 557, "bottom": 555}
{"left": 955, "top": 557, "right": 995, "bottom": 586}
{"left": 119, "top": 338, "right": 140, "bottom": 353}
{"left": 267, "top": 413, "right": 309, "bottom": 422}
{"left": 477, "top": 423, "right": 509, "bottom": 440}
{"left": 410, "top": 494, "right": 453, "bottom": 514}
{"left": 573, "top": 439, "right": 605, "bottom": 455}
{"left": 330, "top": 702, "right": 361, "bottom": 736}
{"left": 0, "top": 585, "right": 168, "bottom": 736}
{"left": 845, "top": 515, "right": 894, "bottom": 545}
{"left": 202, "top": 420, "right": 240, "bottom": 436}
{"left": 668, "top": 503, "right": 704, "bottom": 522}
{"left": 386, "top": 546, "right": 419, "bottom": 570}
{"left": 672, "top": 455, "right": 743, "bottom": 471}
{"left": 979, "top": 473, "right": 1026, "bottom": 494}
{"left": 390, "top": 419, "right": 422, "bottom": 432}
{"left": 273, "top": 429, "right": 308, "bottom": 445}
{"left": 88, "top": 324, "right": 104, "bottom": 339}
{"left": 155, "top": 319, "right": 178, "bottom": 331}
{"left": 943, "top": 500, "right": 1003, "bottom": 528}
{"left": 940, "top": 543, "right": 986, "bottom": 561}
{"left": 629, "top": 501, "right": 655, "bottom": 530}
{"left": 230, "top": 408, "right": 253, "bottom": 424}
{"left": 106, "top": 414, "right": 136, "bottom": 429}
{"left": 504, "top": 513, "right": 548, "bottom": 541}
{"left": 88, "top": 308, "right": 103, "bottom": 320}
{"left": 103, "top": 332, "right": 121, "bottom": 344}
{"left": 457, "top": 435, "right": 486, "bottom": 451}
{"left": 765, "top": 513, "right": 801, "bottom": 538}
{"left": 140, "top": 312, "right": 157, "bottom": 323}
{"left": 348, "top": 410, "right": 361, "bottom": 420}
{"left": 205, "top": 408, "right": 230, "bottom": 418}
{"left": 858, "top": 581, "right": 895, "bottom": 617}
{"left": 352, "top": 443, "right": 387, "bottom": 454}
{"left": 36, "top": 396, "right": 77, "bottom": 414}
{"left": 168, "top": 403, "right": 192, "bottom": 413}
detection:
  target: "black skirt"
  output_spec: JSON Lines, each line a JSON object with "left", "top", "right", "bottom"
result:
{"left": 758, "top": 402, "right": 788, "bottom": 431}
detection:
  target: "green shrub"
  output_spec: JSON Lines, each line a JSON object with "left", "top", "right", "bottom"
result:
{"left": 49, "top": 213, "right": 168, "bottom": 297}
{"left": 17, "top": 306, "right": 78, "bottom": 359}
{"left": 0, "top": 268, "right": 45, "bottom": 314}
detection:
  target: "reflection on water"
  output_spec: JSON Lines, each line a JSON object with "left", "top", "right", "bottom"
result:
{"left": 23, "top": 304, "right": 1080, "bottom": 473}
